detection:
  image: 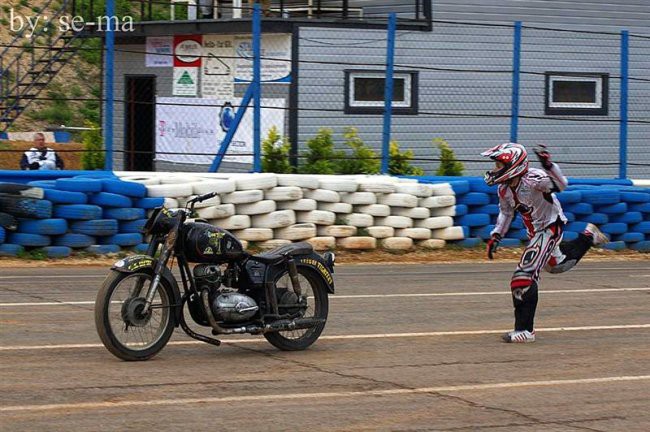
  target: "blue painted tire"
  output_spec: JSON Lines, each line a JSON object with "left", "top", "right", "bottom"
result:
{"left": 0, "top": 212, "right": 17, "bottom": 230}
{"left": 562, "top": 231, "right": 579, "bottom": 241}
{"left": 583, "top": 213, "right": 608, "bottom": 225}
{"left": 119, "top": 219, "right": 148, "bottom": 233}
{"left": 556, "top": 191, "right": 582, "bottom": 204}
{"left": 565, "top": 222, "right": 588, "bottom": 232}
{"left": 628, "top": 203, "right": 650, "bottom": 213}
{"left": 73, "top": 173, "right": 116, "bottom": 179}
{"left": 0, "top": 226, "right": 4, "bottom": 243}
{"left": 0, "top": 244, "right": 24, "bottom": 256}
{"left": 0, "top": 194, "right": 52, "bottom": 219}
{"left": 602, "top": 241, "right": 627, "bottom": 251}
{"left": 43, "top": 188, "right": 88, "bottom": 204}
{"left": 510, "top": 216, "right": 524, "bottom": 230}
{"left": 454, "top": 204, "right": 468, "bottom": 217}
{"left": 563, "top": 212, "right": 576, "bottom": 222}
{"left": 448, "top": 180, "right": 470, "bottom": 195}
{"left": 101, "top": 233, "right": 143, "bottom": 246}
{"left": 53, "top": 233, "right": 95, "bottom": 248}
{"left": 86, "top": 244, "right": 121, "bottom": 254}
{"left": 468, "top": 179, "right": 497, "bottom": 194}
{"left": 613, "top": 232, "right": 644, "bottom": 243}
{"left": 41, "top": 246, "right": 72, "bottom": 258}
{"left": 133, "top": 197, "right": 165, "bottom": 209}
{"left": 456, "top": 213, "right": 491, "bottom": 227}
{"left": 610, "top": 212, "right": 642, "bottom": 224}
{"left": 621, "top": 192, "right": 650, "bottom": 203}
{"left": 7, "top": 233, "right": 51, "bottom": 247}
{"left": 55, "top": 178, "right": 103, "bottom": 192}
{"left": 629, "top": 241, "right": 650, "bottom": 252}
{"left": 630, "top": 222, "right": 650, "bottom": 234}
{"left": 53, "top": 204, "right": 102, "bottom": 220}
{"left": 133, "top": 243, "right": 150, "bottom": 254}
{"left": 456, "top": 193, "right": 490, "bottom": 206}
{"left": 471, "top": 204, "right": 499, "bottom": 215}
{"left": 565, "top": 203, "right": 593, "bottom": 215}
{"left": 17, "top": 218, "right": 68, "bottom": 235}
{"left": 455, "top": 237, "right": 482, "bottom": 248}
{"left": 27, "top": 180, "right": 56, "bottom": 189}
{"left": 513, "top": 229, "right": 530, "bottom": 241}
{"left": 89, "top": 192, "right": 132, "bottom": 208}
{"left": 581, "top": 190, "right": 620, "bottom": 205}
{"left": 600, "top": 223, "right": 627, "bottom": 235}
{"left": 101, "top": 179, "right": 147, "bottom": 198}
{"left": 598, "top": 202, "right": 627, "bottom": 214}
{"left": 500, "top": 238, "right": 522, "bottom": 248}
{"left": 103, "top": 208, "right": 146, "bottom": 221}
{"left": 471, "top": 225, "right": 495, "bottom": 240}
{"left": 70, "top": 219, "right": 119, "bottom": 236}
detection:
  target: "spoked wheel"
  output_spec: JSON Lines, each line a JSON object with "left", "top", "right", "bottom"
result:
{"left": 264, "top": 268, "right": 329, "bottom": 351}
{"left": 95, "top": 270, "right": 175, "bottom": 361}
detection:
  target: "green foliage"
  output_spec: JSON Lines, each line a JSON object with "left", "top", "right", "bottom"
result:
{"left": 261, "top": 126, "right": 293, "bottom": 173}
{"left": 298, "top": 128, "right": 344, "bottom": 174}
{"left": 77, "top": 38, "right": 102, "bottom": 66}
{"left": 2, "top": 5, "right": 11, "bottom": 13}
{"left": 336, "top": 127, "right": 380, "bottom": 175}
{"left": 28, "top": 89, "right": 73, "bottom": 125}
{"left": 19, "top": 0, "right": 28, "bottom": 7}
{"left": 0, "top": 18, "right": 8, "bottom": 26}
{"left": 388, "top": 140, "right": 424, "bottom": 176}
{"left": 81, "top": 122, "right": 105, "bottom": 170}
{"left": 434, "top": 138, "right": 464, "bottom": 176}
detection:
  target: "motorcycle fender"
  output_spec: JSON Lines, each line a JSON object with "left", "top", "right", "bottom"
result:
{"left": 111, "top": 255, "right": 183, "bottom": 326}
{"left": 297, "top": 253, "right": 335, "bottom": 294}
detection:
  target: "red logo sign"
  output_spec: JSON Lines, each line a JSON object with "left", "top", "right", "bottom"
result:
{"left": 174, "top": 35, "right": 203, "bottom": 67}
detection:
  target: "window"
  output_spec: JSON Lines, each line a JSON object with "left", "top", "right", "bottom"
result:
{"left": 545, "top": 72, "right": 608, "bottom": 115}
{"left": 345, "top": 70, "right": 418, "bottom": 114}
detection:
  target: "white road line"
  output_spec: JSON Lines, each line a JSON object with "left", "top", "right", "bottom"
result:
{"left": 1, "top": 324, "right": 649, "bottom": 351}
{"left": 2, "top": 374, "right": 649, "bottom": 413}
{"left": 1, "top": 287, "right": 648, "bottom": 307}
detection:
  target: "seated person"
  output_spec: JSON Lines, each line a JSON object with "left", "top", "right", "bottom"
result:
{"left": 20, "top": 133, "right": 64, "bottom": 170}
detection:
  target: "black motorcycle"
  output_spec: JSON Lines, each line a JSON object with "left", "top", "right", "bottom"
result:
{"left": 95, "top": 192, "right": 335, "bottom": 361}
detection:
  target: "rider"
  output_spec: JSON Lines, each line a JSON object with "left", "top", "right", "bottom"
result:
{"left": 482, "top": 143, "right": 608, "bottom": 343}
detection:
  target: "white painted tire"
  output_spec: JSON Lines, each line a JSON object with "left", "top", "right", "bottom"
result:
{"left": 163, "top": 198, "right": 179, "bottom": 208}
{"left": 178, "top": 195, "right": 221, "bottom": 208}
{"left": 340, "top": 192, "right": 376, "bottom": 205}
{"left": 431, "top": 183, "right": 455, "bottom": 196}
{"left": 264, "top": 186, "right": 303, "bottom": 201}
{"left": 197, "top": 204, "right": 236, "bottom": 220}
{"left": 146, "top": 183, "right": 194, "bottom": 198}
{"left": 276, "top": 174, "right": 320, "bottom": 189}
{"left": 159, "top": 175, "right": 196, "bottom": 184}
{"left": 381, "top": 237, "right": 414, "bottom": 251}
{"left": 296, "top": 210, "right": 336, "bottom": 225}
{"left": 222, "top": 190, "right": 264, "bottom": 204}
{"left": 303, "top": 189, "right": 340, "bottom": 203}
{"left": 277, "top": 199, "right": 318, "bottom": 211}
{"left": 122, "top": 176, "right": 160, "bottom": 185}
{"left": 374, "top": 216, "right": 413, "bottom": 228}
{"left": 395, "top": 183, "right": 434, "bottom": 197}
{"left": 394, "top": 228, "right": 431, "bottom": 240}
{"left": 432, "top": 226, "right": 465, "bottom": 240}
{"left": 343, "top": 213, "right": 374, "bottom": 228}
{"left": 318, "top": 178, "right": 358, "bottom": 192}
{"left": 231, "top": 228, "right": 273, "bottom": 241}
{"left": 259, "top": 239, "right": 292, "bottom": 250}
{"left": 234, "top": 174, "right": 277, "bottom": 190}
{"left": 251, "top": 210, "right": 296, "bottom": 229}
{"left": 357, "top": 180, "right": 396, "bottom": 194}
{"left": 337, "top": 236, "right": 377, "bottom": 250}
{"left": 275, "top": 223, "right": 318, "bottom": 241}
{"left": 209, "top": 215, "right": 251, "bottom": 230}
{"left": 306, "top": 236, "right": 336, "bottom": 251}
{"left": 240, "top": 240, "right": 249, "bottom": 250}
{"left": 317, "top": 225, "right": 357, "bottom": 237}
{"left": 378, "top": 193, "right": 418, "bottom": 208}
{"left": 430, "top": 206, "right": 457, "bottom": 217}
{"left": 354, "top": 204, "right": 390, "bottom": 217}
{"left": 415, "top": 216, "right": 454, "bottom": 230}
{"left": 367, "top": 226, "right": 394, "bottom": 239}
{"left": 192, "top": 179, "right": 236, "bottom": 195}
{"left": 391, "top": 207, "right": 430, "bottom": 219}
{"left": 418, "top": 239, "right": 446, "bottom": 249}
{"left": 236, "top": 200, "right": 277, "bottom": 215}
{"left": 318, "top": 202, "right": 353, "bottom": 213}
{"left": 420, "top": 195, "right": 456, "bottom": 208}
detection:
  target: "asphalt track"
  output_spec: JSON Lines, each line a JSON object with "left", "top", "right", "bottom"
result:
{"left": 1, "top": 261, "right": 649, "bottom": 431}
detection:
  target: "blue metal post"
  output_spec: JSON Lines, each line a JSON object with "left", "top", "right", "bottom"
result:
{"left": 253, "top": 4, "right": 262, "bottom": 172}
{"left": 510, "top": 21, "right": 522, "bottom": 143}
{"left": 381, "top": 13, "right": 397, "bottom": 175}
{"left": 104, "top": 0, "right": 115, "bottom": 170}
{"left": 619, "top": 30, "right": 629, "bottom": 179}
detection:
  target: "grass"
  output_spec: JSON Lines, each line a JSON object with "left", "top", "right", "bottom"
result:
{"left": 0, "top": 140, "right": 84, "bottom": 170}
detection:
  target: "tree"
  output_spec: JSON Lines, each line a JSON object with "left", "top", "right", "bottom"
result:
{"left": 81, "top": 122, "right": 105, "bottom": 170}
{"left": 337, "top": 127, "right": 380, "bottom": 175}
{"left": 261, "top": 126, "right": 293, "bottom": 173}
{"left": 435, "top": 138, "right": 464, "bottom": 176}
{"left": 388, "top": 140, "right": 424, "bottom": 176}
{"left": 298, "top": 128, "right": 344, "bottom": 174}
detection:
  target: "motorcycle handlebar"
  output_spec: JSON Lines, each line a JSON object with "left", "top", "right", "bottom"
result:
{"left": 188, "top": 191, "right": 219, "bottom": 205}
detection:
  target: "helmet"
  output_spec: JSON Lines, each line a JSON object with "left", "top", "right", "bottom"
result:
{"left": 481, "top": 143, "right": 529, "bottom": 186}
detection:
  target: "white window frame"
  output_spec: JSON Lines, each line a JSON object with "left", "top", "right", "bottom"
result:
{"left": 348, "top": 72, "right": 412, "bottom": 108}
{"left": 548, "top": 75, "right": 602, "bottom": 109}
{"left": 545, "top": 72, "right": 608, "bottom": 115}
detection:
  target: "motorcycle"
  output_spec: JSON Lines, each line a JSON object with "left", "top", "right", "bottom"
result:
{"left": 95, "top": 192, "right": 335, "bottom": 361}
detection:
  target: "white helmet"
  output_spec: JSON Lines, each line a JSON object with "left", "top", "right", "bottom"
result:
{"left": 481, "top": 143, "right": 529, "bottom": 186}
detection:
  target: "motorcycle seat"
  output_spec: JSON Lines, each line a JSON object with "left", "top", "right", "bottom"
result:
{"left": 251, "top": 242, "right": 314, "bottom": 264}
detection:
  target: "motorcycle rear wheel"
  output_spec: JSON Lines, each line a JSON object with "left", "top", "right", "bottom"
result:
{"left": 95, "top": 270, "right": 175, "bottom": 361}
{"left": 264, "top": 267, "right": 329, "bottom": 351}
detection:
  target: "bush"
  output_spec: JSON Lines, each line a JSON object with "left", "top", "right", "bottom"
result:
{"left": 388, "top": 140, "right": 424, "bottom": 176}
{"left": 337, "top": 127, "right": 380, "bottom": 175}
{"left": 261, "top": 126, "right": 293, "bottom": 173}
{"left": 81, "top": 122, "right": 105, "bottom": 170}
{"left": 434, "top": 138, "right": 464, "bottom": 176}
{"left": 298, "top": 128, "right": 344, "bottom": 174}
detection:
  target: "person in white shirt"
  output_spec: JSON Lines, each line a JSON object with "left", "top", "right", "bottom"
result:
{"left": 20, "top": 133, "right": 64, "bottom": 170}
{"left": 482, "top": 143, "right": 608, "bottom": 343}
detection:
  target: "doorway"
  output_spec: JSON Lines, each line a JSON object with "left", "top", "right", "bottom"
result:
{"left": 125, "top": 76, "right": 155, "bottom": 171}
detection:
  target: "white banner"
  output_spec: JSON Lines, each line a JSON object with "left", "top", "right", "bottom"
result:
{"left": 202, "top": 35, "right": 235, "bottom": 99}
{"left": 234, "top": 34, "right": 292, "bottom": 83}
{"left": 173, "top": 67, "right": 199, "bottom": 96}
{"left": 146, "top": 37, "right": 173, "bottom": 67}
{"left": 156, "top": 97, "right": 286, "bottom": 165}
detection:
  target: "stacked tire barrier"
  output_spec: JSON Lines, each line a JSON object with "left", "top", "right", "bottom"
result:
{"left": 0, "top": 175, "right": 163, "bottom": 257}
{"left": 416, "top": 176, "right": 650, "bottom": 252}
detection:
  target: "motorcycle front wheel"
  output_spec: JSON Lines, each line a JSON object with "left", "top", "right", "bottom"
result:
{"left": 264, "top": 267, "right": 329, "bottom": 351}
{"left": 95, "top": 270, "right": 175, "bottom": 361}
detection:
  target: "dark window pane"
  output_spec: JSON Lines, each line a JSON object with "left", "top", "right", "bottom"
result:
{"left": 552, "top": 81, "right": 597, "bottom": 103}
{"left": 354, "top": 77, "right": 405, "bottom": 102}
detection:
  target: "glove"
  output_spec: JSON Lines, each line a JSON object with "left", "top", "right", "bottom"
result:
{"left": 534, "top": 144, "right": 553, "bottom": 170}
{"left": 486, "top": 233, "right": 501, "bottom": 260}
